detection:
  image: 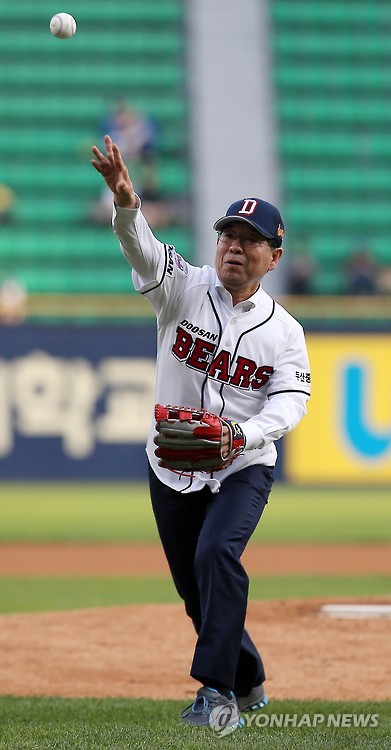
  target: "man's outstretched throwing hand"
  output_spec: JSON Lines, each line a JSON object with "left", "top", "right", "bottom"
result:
{"left": 91, "top": 134, "right": 137, "bottom": 209}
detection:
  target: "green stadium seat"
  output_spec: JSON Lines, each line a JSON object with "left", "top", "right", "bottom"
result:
{"left": 272, "top": 2, "right": 391, "bottom": 24}
{"left": 286, "top": 203, "right": 391, "bottom": 227}
{"left": 0, "top": 64, "right": 183, "bottom": 88}
{"left": 0, "top": 224, "right": 191, "bottom": 262}
{"left": 1, "top": 1, "right": 184, "bottom": 23}
{"left": 284, "top": 168, "right": 391, "bottom": 191}
{"left": 309, "top": 236, "right": 391, "bottom": 264}
{"left": 18, "top": 266, "right": 135, "bottom": 294}
{"left": 0, "top": 227, "right": 116, "bottom": 259}
{"left": 276, "top": 67, "right": 391, "bottom": 89}
{"left": 0, "top": 159, "right": 188, "bottom": 197}
{"left": 0, "top": 96, "right": 186, "bottom": 122}
{"left": 275, "top": 36, "right": 391, "bottom": 58}
{"left": 280, "top": 133, "right": 391, "bottom": 159}
{"left": 1, "top": 31, "right": 183, "bottom": 55}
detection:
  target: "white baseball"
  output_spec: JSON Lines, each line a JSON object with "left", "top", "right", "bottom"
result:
{"left": 50, "top": 12, "right": 77, "bottom": 39}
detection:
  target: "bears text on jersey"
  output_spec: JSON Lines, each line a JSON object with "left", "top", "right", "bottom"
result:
{"left": 172, "top": 325, "right": 274, "bottom": 391}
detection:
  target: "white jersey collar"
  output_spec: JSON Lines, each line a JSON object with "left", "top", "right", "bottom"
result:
{"left": 214, "top": 274, "right": 271, "bottom": 312}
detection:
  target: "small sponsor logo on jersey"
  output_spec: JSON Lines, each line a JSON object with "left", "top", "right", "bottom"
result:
{"left": 295, "top": 368, "right": 311, "bottom": 385}
{"left": 175, "top": 253, "right": 188, "bottom": 275}
{"left": 180, "top": 319, "right": 219, "bottom": 342}
{"left": 165, "top": 246, "right": 188, "bottom": 277}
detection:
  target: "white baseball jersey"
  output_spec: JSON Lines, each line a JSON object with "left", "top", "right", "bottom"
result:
{"left": 113, "top": 203, "right": 311, "bottom": 494}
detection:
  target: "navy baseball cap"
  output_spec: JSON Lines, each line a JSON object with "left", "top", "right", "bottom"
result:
{"left": 213, "top": 198, "right": 285, "bottom": 247}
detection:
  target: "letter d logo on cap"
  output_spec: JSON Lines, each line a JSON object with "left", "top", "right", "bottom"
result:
{"left": 238, "top": 199, "right": 258, "bottom": 215}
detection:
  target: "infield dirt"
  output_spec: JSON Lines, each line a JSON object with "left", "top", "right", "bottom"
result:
{"left": 1, "top": 541, "right": 390, "bottom": 576}
{"left": 0, "top": 542, "right": 390, "bottom": 701}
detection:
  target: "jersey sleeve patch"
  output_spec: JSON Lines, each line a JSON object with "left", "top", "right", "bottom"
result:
{"left": 174, "top": 252, "right": 188, "bottom": 275}
{"left": 165, "top": 246, "right": 188, "bottom": 278}
{"left": 293, "top": 367, "right": 311, "bottom": 386}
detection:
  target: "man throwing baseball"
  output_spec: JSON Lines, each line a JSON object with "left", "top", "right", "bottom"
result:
{"left": 91, "top": 135, "right": 311, "bottom": 733}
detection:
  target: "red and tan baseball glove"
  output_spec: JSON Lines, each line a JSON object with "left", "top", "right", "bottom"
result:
{"left": 154, "top": 404, "right": 246, "bottom": 474}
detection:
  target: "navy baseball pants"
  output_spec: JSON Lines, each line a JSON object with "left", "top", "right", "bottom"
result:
{"left": 148, "top": 463, "right": 274, "bottom": 694}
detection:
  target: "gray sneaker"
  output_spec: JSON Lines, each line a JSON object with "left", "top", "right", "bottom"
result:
{"left": 180, "top": 686, "right": 244, "bottom": 733}
{"left": 236, "top": 683, "right": 268, "bottom": 711}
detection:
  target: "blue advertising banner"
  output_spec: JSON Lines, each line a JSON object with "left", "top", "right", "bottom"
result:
{"left": 0, "top": 324, "right": 285, "bottom": 481}
{"left": 0, "top": 325, "right": 157, "bottom": 479}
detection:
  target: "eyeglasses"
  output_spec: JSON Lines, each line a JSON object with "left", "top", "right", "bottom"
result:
{"left": 217, "top": 229, "right": 270, "bottom": 250}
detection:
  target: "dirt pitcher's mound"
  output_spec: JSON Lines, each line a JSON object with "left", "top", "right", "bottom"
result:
{"left": 1, "top": 598, "right": 390, "bottom": 701}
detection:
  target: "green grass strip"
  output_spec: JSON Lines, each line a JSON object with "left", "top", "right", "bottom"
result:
{"left": 0, "top": 482, "right": 157, "bottom": 543}
{"left": 0, "top": 696, "right": 389, "bottom": 750}
{"left": 0, "top": 576, "right": 179, "bottom": 614}
{"left": 0, "top": 575, "right": 390, "bottom": 614}
{"left": 0, "top": 483, "right": 390, "bottom": 542}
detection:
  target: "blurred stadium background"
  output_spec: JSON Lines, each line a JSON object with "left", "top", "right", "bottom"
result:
{"left": 0, "top": 6, "right": 390, "bottom": 742}
{"left": 0, "top": 0, "right": 390, "bottom": 488}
